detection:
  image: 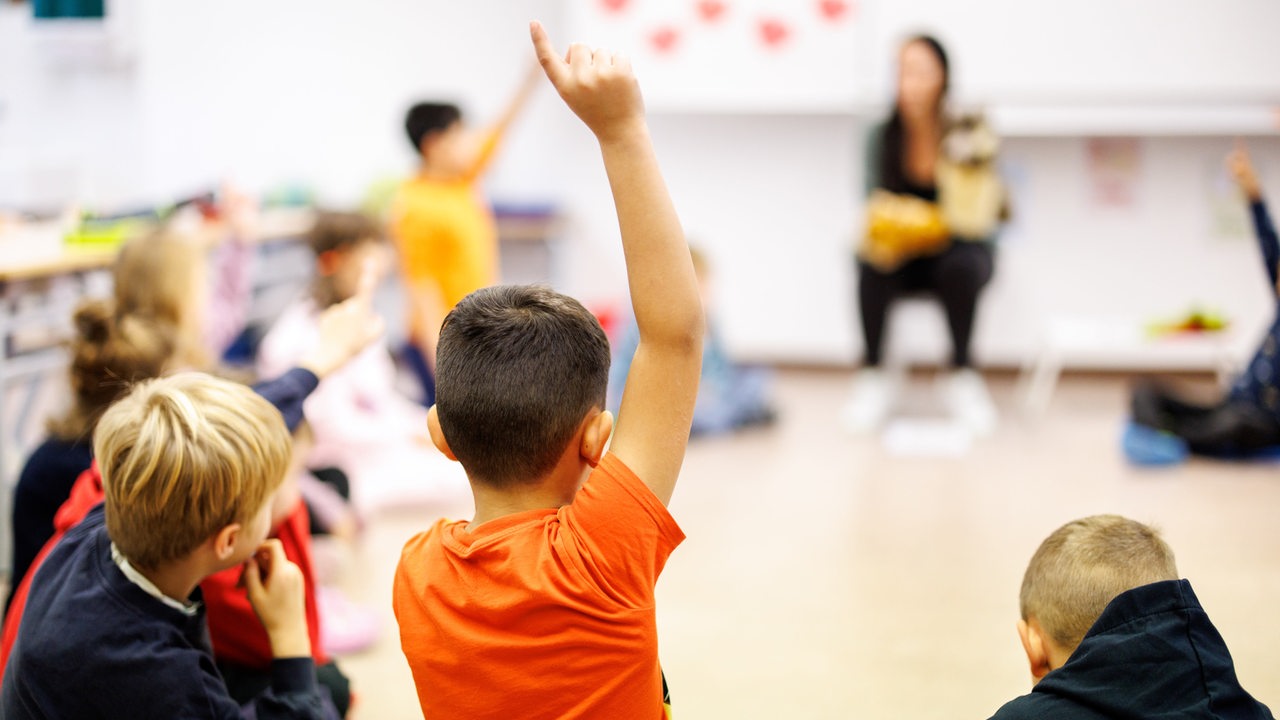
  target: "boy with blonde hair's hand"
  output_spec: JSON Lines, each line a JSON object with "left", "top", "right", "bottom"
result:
{"left": 242, "top": 539, "right": 311, "bottom": 661}
{"left": 393, "top": 22, "right": 702, "bottom": 719}
{"left": 990, "top": 515, "right": 1273, "bottom": 720}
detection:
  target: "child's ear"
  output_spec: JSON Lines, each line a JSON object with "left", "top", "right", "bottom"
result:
{"left": 1017, "top": 618, "right": 1053, "bottom": 684}
{"left": 580, "top": 410, "right": 614, "bottom": 466}
{"left": 427, "top": 405, "right": 457, "bottom": 461}
{"left": 212, "top": 523, "right": 242, "bottom": 563}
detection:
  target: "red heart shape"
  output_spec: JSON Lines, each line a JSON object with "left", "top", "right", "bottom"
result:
{"left": 758, "top": 18, "right": 790, "bottom": 48}
{"left": 697, "top": 0, "right": 727, "bottom": 23}
{"left": 818, "top": 0, "right": 850, "bottom": 22}
{"left": 600, "top": 0, "right": 628, "bottom": 14}
{"left": 649, "top": 26, "right": 680, "bottom": 54}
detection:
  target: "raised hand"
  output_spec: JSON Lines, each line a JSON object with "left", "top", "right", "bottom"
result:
{"left": 530, "top": 21, "right": 646, "bottom": 143}
{"left": 529, "top": 24, "right": 702, "bottom": 506}
{"left": 1228, "top": 139, "right": 1263, "bottom": 202}
{"left": 300, "top": 257, "right": 386, "bottom": 379}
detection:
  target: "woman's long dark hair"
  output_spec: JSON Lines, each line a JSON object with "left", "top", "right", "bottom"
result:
{"left": 878, "top": 35, "right": 950, "bottom": 193}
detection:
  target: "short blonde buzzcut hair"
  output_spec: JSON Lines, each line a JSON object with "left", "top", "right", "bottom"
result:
{"left": 1020, "top": 515, "right": 1179, "bottom": 652}
{"left": 96, "top": 372, "right": 291, "bottom": 570}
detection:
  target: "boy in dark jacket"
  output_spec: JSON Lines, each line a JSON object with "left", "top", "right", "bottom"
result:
{"left": 991, "top": 515, "right": 1273, "bottom": 720}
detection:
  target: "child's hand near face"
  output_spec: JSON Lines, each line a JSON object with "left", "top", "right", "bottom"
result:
{"left": 301, "top": 258, "right": 386, "bottom": 379}
{"left": 1228, "top": 140, "right": 1263, "bottom": 202}
{"left": 243, "top": 539, "right": 310, "bottom": 659}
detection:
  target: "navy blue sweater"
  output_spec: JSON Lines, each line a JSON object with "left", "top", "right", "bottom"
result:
{"left": 1229, "top": 201, "right": 1280, "bottom": 421}
{"left": 990, "top": 580, "right": 1273, "bottom": 720}
{"left": 6, "top": 438, "right": 92, "bottom": 612}
{"left": 1, "top": 504, "right": 331, "bottom": 719}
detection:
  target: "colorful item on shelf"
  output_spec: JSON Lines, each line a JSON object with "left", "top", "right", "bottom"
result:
{"left": 1145, "top": 307, "right": 1230, "bottom": 337}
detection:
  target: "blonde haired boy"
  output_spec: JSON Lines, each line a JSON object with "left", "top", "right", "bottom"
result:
{"left": 2, "top": 374, "right": 332, "bottom": 719}
{"left": 393, "top": 22, "right": 703, "bottom": 719}
{"left": 991, "top": 515, "right": 1273, "bottom": 719}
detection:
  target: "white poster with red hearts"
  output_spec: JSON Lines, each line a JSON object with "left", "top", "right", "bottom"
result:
{"left": 568, "top": 0, "right": 861, "bottom": 113}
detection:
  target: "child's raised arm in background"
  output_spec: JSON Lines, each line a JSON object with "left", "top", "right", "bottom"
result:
{"left": 1227, "top": 141, "right": 1280, "bottom": 294}
{"left": 394, "top": 63, "right": 542, "bottom": 401}
{"left": 1127, "top": 144, "right": 1280, "bottom": 461}
{"left": 460, "top": 62, "right": 543, "bottom": 184}
{"left": 531, "top": 21, "right": 704, "bottom": 505}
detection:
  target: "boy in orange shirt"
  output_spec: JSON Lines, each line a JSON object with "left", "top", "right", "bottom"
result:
{"left": 391, "top": 64, "right": 539, "bottom": 404}
{"left": 392, "top": 22, "right": 703, "bottom": 720}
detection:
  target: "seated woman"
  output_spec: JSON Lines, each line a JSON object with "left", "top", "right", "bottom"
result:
{"left": 1129, "top": 144, "right": 1280, "bottom": 458}
{"left": 844, "top": 35, "right": 1000, "bottom": 435}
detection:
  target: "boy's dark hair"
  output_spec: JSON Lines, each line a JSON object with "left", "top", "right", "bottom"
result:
{"left": 435, "top": 285, "right": 611, "bottom": 487}
{"left": 308, "top": 210, "right": 384, "bottom": 257}
{"left": 405, "top": 102, "right": 462, "bottom": 155}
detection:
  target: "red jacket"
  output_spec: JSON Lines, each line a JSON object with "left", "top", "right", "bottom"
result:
{"left": 0, "top": 462, "right": 328, "bottom": 675}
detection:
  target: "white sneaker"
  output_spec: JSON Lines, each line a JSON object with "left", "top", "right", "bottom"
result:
{"left": 841, "top": 368, "right": 899, "bottom": 433}
{"left": 942, "top": 368, "right": 998, "bottom": 436}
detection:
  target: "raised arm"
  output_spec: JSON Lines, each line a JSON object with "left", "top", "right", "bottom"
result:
{"left": 1228, "top": 141, "right": 1280, "bottom": 292}
{"left": 256, "top": 260, "right": 385, "bottom": 432}
{"left": 531, "top": 22, "right": 703, "bottom": 505}
{"left": 494, "top": 62, "right": 542, "bottom": 136}
{"left": 462, "top": 63, "right": 542, "bottom": 182}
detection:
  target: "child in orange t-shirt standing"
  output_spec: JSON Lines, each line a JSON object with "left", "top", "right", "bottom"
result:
{"left": 392, "top": 23, "right": 704, "bottom": 719}
{"left": 391, "top": 64, "right": 540, "bottom": 404}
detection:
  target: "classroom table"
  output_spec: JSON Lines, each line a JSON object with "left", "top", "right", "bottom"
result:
{"left": 1018, "top": 314, "right": 1243, "bottom": 415}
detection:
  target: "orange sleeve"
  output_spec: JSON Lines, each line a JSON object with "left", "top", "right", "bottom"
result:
{"left": 560, "top": 454, "right": 685, "bottom": 608}
{"left": 462, "top": 128, "right": 503, "bottom": 184}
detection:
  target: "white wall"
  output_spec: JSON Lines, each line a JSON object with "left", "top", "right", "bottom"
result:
{"left": 0, "top": 0, "right": 566, "bottom": 207}
{"left": 0, "top": 6, "right": 146, "bottom": 209}
{"left": 2, "top": 1, "right": 1278, "bottom": 369}
{"left": 566, "top": 118, "right": 1280, "bottom": 368}
{"left": 129, "top": 0, "right": 566, "bottom": 204}
{"left": 864, "top": 0, "right": 1280, "bottom": 105}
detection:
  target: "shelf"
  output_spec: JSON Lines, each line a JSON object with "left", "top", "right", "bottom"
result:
{"left": 989, "top": 104, "right": 1280, "bottom": 137}
{"left": 649, "top": 101, "right": 1280, "bottom": 137}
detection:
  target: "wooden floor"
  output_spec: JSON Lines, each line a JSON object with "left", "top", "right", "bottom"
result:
{"left": 331, "top": 370, "right": 1280, "bottom": 719}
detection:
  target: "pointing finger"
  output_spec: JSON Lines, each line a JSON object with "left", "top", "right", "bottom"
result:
{"left": 530, "top": 21, "right": 570, "bottom": 87}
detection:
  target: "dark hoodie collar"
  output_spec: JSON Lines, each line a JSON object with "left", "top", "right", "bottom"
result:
{"left": 997, "top": 580, "right": 1274, "bottom": 720}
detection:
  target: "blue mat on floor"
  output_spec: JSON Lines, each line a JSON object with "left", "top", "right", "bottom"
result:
{"left": 1122, "top": 421, "right": 1280, "bottom": 466}
{"left": 1122, "top": 422, "right": 1190, "bottom": 466}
